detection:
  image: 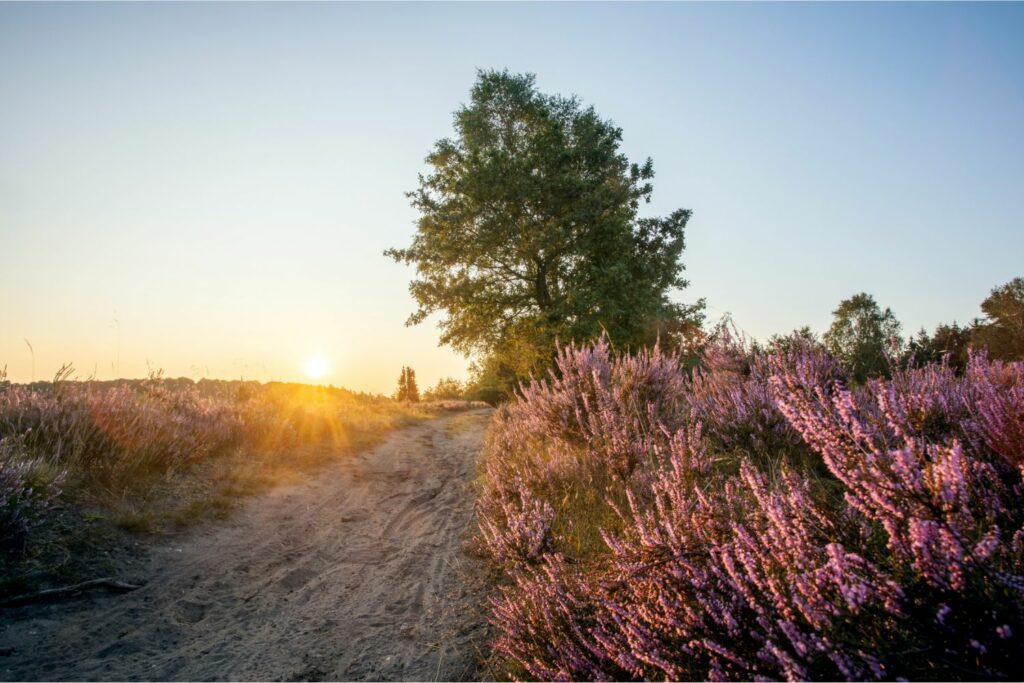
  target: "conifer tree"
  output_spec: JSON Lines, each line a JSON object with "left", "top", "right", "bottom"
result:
{"left": 395, "top": 366, "right": 420, "bottom": 402}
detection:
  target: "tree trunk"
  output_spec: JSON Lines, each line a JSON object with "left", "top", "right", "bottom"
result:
{"left": 534, "top": 257, "right": 550, "bottom": 312}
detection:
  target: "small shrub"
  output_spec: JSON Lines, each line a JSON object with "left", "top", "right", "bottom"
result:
{"left": 0, "top": 436, "right": 63, "bottom": 544}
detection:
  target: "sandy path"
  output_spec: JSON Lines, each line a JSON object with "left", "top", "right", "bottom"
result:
{"left": 0, "top": 409, "right": 492, "bottom": 681}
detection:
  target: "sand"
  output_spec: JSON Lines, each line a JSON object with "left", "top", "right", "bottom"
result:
{"left": 0, "top": 409, "right": 493, "bottom": 681}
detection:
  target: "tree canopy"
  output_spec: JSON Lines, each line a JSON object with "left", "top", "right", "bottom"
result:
{"left": 823, "top": 292, "right": 902, "bottom": 383}
{"left": 972, "top": 277, "right": 1024, "bottom": 361}
{"left": 422, "top": 377, "right": 465, "bottom": 402}
{"left": 905, "top": 322, "right": 972, "bottom": 372}
{"left": 387, "top": 70, "right": 702, "bottom": 387}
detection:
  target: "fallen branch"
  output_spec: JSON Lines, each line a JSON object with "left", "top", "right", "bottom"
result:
{"left": 0, "top": 577, "right": 142, "bottom": 608}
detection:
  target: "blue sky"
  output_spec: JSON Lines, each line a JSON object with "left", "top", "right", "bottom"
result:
{"left": 1, "top": 2, "right": 1022, "bottom": 392}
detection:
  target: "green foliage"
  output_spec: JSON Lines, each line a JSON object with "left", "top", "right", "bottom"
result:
{"left": 387, "top": 70, "right": 703, "bottom": 392}
{"left": 901, "top": 277, "right": 1023, "bottom": 372}
{"left": 767, "top": 325, "right": 823, "bottom": 355}
{"left": 905, "top": 322, "right": 972, "bottom": 372}
{"left": 823, "top": 292, "right": 902, "bottom": 383}
{"left": 972, "top": 276, "right": 1024, "bottom": 361}
{"left": 422, "top": 377, "right": 465, "bottom": 402}
{"left": 394, "top": 366, "right": 420, "bottom": 403}
{"left": 464, "top": 353, "right": 525, "bottom": 405}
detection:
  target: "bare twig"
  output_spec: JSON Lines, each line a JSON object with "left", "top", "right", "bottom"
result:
{"left": 1, "top": 577, "right": 142, "bottom": 608}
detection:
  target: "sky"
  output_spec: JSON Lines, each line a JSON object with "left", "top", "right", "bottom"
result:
{"left": 1, "top": 2, "right": 1022, "bottom": 394}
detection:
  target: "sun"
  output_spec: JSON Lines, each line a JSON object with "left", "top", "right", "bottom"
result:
{"left": 304, "top": 355, "right": 329, "bottom": 381}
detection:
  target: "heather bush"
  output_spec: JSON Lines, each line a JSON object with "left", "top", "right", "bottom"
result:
{"left": 478, "top": 337, "right": 689, "bottom": 559}
{"left": 0, "top": 435, "right": 63, "bottom": 544}
{"left": 479, "top": 481, "right": 556, "bottom": 566}
{"left": 765, "top": 348, "right": 1023, "bottom": 679}
{"left": 687, "top": 327, "right": 812, "bottom": 456}
{"left": 480, "top": 339, "right": 1024, "bottom": 680}
{"left": 963, "top": 352, "right": 1024, "bottom": 469}
{"left": 499, "top": 336, "right": 689, "bottom": 477}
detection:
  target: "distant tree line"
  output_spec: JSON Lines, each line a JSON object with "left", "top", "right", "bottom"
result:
{"left": 391, "top": 373, "right": 486, "bottom": 404}
{"left": 906, "top": 277, "right": 1024, "bottom": 371}
{"left": 772, "top": 276, "right": 1023, "bottom": 385}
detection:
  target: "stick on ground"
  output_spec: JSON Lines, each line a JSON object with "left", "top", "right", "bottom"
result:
{"left": 1, "top": 578, "right": 142, "bottom": 608}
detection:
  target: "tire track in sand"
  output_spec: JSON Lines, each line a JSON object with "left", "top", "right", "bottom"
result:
{"left": 0, "top": 409, "right": 493, "bottom": 681}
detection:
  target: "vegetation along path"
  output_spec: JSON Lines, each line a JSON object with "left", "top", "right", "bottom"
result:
{"left": 0, "top": 409, "right": 493, "bottom": 681}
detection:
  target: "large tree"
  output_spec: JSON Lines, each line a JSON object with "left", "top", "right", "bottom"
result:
{"left": 823, "top": 292, "right": 902, "bottom": 383}
{"left": 972, "top": 277, "right": 1024, "bottom": 361}
{"left": 387, "top": 70, "right": 702, "bottom": 384}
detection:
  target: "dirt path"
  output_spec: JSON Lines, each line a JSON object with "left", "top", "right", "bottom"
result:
{"left": 0, "top": 409, "right": 493, "bottom": 681}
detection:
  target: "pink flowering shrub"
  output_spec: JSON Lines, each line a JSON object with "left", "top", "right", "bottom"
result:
{"left": 477, "top": 337, "right": 690, "bottom": 561}
{"left": 0, "top": 436, "right": 64, "bottom": 544}
{"left": 479, "top": 482, "right": 556, "bottom": 566}
{"left": 480, "top": 339, "right": 1024, "bottom": 680}
{"left": 506, "top": 336, "right": 690, "bottom": 479}
{"left": 766, "top": 348, "right": 1023, "bottom": 678}
{"left": 963, "top": 353, "right": 1024, "bottom": 470}
{"left": 688, "top": 329, "right": 824, "bottom": 455}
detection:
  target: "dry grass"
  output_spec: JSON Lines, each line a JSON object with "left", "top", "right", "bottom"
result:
{"left": 1, "top": 376, "right": 442, "bottom": 537}
{"left": 0, "top": 375, "right": 463, "bottom": 597}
